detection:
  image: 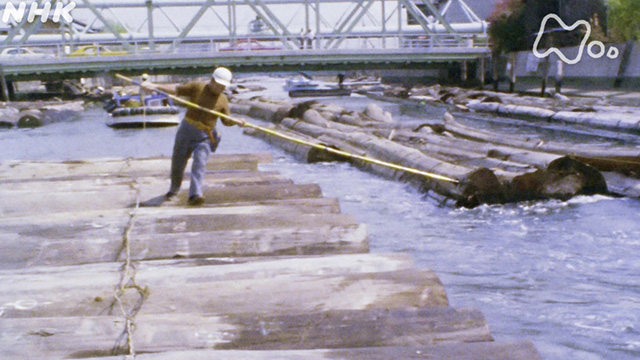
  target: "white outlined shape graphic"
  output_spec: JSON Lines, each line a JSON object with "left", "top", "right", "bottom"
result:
{"left": 533, "top": 14, "right": 591, "bottom": 65}
{"left": 588, "top": 41, "right": 605, "bottom": 58}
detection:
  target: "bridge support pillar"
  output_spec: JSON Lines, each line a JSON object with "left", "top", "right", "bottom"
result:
{"left": 508, "top": 54, "right": 516, "bottom": 93}
{"left": 461, "top": 61, "right": 468, "bottom": 82}
{"left": 491, "top": 52, "right": 499, "bottom": 91}
{"left": 0, "top": 65, "right": 10, "bottom": 102}
{"left": 478, "top": 57, "right": 485, "bottom": 87}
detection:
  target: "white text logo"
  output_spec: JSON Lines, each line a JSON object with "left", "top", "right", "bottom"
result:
{"left": 533, "top": 14, "right": 618, "bottom": 64}
{"left": 1, "top": 2, "right": 76, "bottom": 24}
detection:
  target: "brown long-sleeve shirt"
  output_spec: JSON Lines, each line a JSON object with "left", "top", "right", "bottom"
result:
{"left": 176, "top": 81, "right": 232, "bottom": 128}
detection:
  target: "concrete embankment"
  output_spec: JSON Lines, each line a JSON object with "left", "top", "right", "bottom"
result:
{"left": 0, "top": 153, "right": 541, "bottom": 359}
{"left": 230, "top": 91, "right": 640, "bottom": 207}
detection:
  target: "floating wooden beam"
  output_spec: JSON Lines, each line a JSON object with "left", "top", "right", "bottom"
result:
{"left": 0, "top": 153, "right": 272, "bottom": 182}
{"left": 0, "top": 254, "right": 447, "bottom": 319}
{"left": 71, "top": 340, "right": 543, "bottom": 360}
{"left": 0, "top": 307, "right": 498, "bottom": 359}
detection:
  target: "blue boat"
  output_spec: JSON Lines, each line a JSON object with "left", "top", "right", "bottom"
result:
{"left": 105, "top": 92, "right": 180, "bottom": 129}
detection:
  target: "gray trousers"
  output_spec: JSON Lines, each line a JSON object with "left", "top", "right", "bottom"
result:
{"left": 168, "top": 119, "right": 214, "bottom": 198}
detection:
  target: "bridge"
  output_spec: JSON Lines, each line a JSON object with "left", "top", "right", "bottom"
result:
{"left": 0, "top": 0, "right": 491, "bottom": 82}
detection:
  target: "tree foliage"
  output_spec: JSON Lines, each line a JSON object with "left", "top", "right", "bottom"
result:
{"left": 608, "top": 0, "right": 640, "bottom": 41}
{"left": 487, "top": 0, "right": 526, "bottom": 53}
{"left": 488, "top": 0, "right": 610, "bottom": 53}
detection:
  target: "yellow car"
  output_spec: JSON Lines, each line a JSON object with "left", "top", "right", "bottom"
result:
{"left": 67, "top": 45, "right": 129, "bottom": 57}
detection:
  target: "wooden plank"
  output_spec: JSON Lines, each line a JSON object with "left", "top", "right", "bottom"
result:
{"left": 0, "top": 316, "right": 123, "bottom": 360}
{"left": 128, "top": 211, "right": 355, "bottom": 234}
{"left": 0, "top": 307, "right": 492, "bottom": 359}
{"left": 0, "top": 202, "right": 349, "bottom": 243}
{"left": 0, "top": 183, "right": 324, "bottom": 217}
{"left": 135, "top": 268, "right": 447, "bottom": 316}
{"left": 127, "top": 223, "right": 368, "bottom": 259}
{"left": 70, "top": 341, "right": 542, "bottom": 360}
{"left": 0, "top": 171, "right": 289, "bottom": 189}
{"left": 216, "top": 307, "right": 491, "bottom": 350}
{"left": 0, "top": 254, "right": 447, "bottom": 318}
{"left": 0, "top": 187, "right": 136, "bottom": 217}
{"left": 0, "top": 223, "right": 368, "bottom": 269}
{"left": 0, "top": 153, "right": 272, "bottom": 182}
{"left": 207, "top": 152, "right": 272, "bottom": 171}
{"left": 200, "top": 183, "right": 322, "bottom": 204}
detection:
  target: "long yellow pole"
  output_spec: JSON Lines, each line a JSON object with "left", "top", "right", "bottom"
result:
{"left": 115, "top": 73, "right": 459, "bottom": 184}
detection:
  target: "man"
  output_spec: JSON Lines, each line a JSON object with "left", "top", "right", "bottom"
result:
{"left": 151, "top": 67, "right": 244, "bottom": 205}
{"left": 305, "top": 29, "right": 314, "bottom": 49}
{"left": 139, "top": 73, "right": 151, "bottom": 106}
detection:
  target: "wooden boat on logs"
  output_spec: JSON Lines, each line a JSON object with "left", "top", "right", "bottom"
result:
{"left": 283, "top": 76, "right": 319, "bottom": 91}
{"left": 289, "top": 87, "right": 353, "bottom": 98}
{"left": 105, "top": 93, "right": 180, "bottom": 129}
{"left": 285, "top": 76, "right": 353, "bottom": 98}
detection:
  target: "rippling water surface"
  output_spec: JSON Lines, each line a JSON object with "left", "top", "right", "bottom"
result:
{"left": 1, "top": 90, "right": 639, "bottom": 360}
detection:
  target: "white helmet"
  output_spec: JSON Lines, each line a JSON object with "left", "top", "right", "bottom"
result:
{"left": 212, "top": 67, "right": 232, "bottom": 87}
{"left": 141, "top": 73, "right": 149, "bottom": 80}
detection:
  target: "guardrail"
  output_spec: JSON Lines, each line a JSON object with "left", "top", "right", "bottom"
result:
{"left": 0, "top": 33, "right": 489, "bottom": 59}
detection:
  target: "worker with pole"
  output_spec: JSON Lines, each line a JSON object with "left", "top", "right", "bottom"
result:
{"left": 117, "top": 71, "right": 458, "bottom": 204}
{"left": 144, "top": 67, "right": 245, "bottom": 206}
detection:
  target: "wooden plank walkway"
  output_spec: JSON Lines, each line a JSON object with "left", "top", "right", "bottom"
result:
{"left": 0, "top": 153, "right": 542, "bottom": 359}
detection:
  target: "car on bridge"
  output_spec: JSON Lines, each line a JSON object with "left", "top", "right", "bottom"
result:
{"left": 0, "top": 47, "right": 51, "bottom": 58}
{"left": 67, "top": 45, "right": 129, "bottom": 57}
{"left": 219, "top": 39, "right": 284, "bottom": 52}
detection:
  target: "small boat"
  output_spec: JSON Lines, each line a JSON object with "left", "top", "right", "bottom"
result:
{"left": 283, "top": 76, "right": 320, "bottom": 91}
{"left": 288, "top": 87, "right": 353, "bottom": 98}
{"left": 285, "top": 76, "right": 353, "bottom": 98}
{"left": 105, "top": 93, "right": 180, "bottom": 129}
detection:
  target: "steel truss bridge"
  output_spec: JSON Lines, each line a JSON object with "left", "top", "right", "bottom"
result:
{"left": 0, "top": 0, "right": 490, "bottom": 81}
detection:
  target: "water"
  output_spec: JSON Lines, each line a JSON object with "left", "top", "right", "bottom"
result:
{"left": 2, "top": 96, "right": 640, "bottom": 360}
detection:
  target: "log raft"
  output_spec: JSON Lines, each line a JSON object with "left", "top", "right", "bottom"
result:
{"left": 0, "top": 153, "right": 541, "bottom": 359}
{"left": 233, "top": 95, "right": 640, "bottom": 207}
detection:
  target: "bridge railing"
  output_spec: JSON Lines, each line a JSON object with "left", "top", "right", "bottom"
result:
{"left": 0, "top": 33, "right": 489, "bottom": 60}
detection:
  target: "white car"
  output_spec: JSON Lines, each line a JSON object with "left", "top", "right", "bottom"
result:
{"left": 0, "top": 47, "right": 51, "bottom": 58}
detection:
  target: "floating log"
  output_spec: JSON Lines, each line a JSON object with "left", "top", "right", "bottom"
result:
{"left": 362, "top": 103, "right": 394, "bottom": 124}
{"left": 247, "top": 101, "right": 292, "bottom": 124}
{"left": 241, "top": 93, "right": 640, "bottom": 204}
{"left": 511, "top": 156, "right": 608, "bottom": 201}
{"left": 17, "top": 109, "right": 44, "bottom": 128}
{"left": 277, "top": 115, "right": 508, "bottom": 207}
{"left": 443, "top": 112, "right": 640, "bottom": 175}
{"left": 0, "top": 107, "right": 19, "bottom": 128}
{"left": 8, "top": 101, "right": 85, "bottom": 128}
{"left": 602, "top": 171, "right": 640, "bottom": 198}
{"left": 552, "top": 110, "right": 639, "bottom": 134}
{"left": 392, "top": 119, "right": 640, "bottom": 198}
{"left": 467, "top": 101, "right": 556, "bottom": 120}
{"left": 243, "top": 126, "right": 345, "bottom": 163}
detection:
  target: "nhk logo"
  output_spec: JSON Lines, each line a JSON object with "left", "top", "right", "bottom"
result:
{"left": 1, "top": 1, "right": 76, "bottom": 24}
{"left": 533, "top": 13, "right": 619, "bottom": 65}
